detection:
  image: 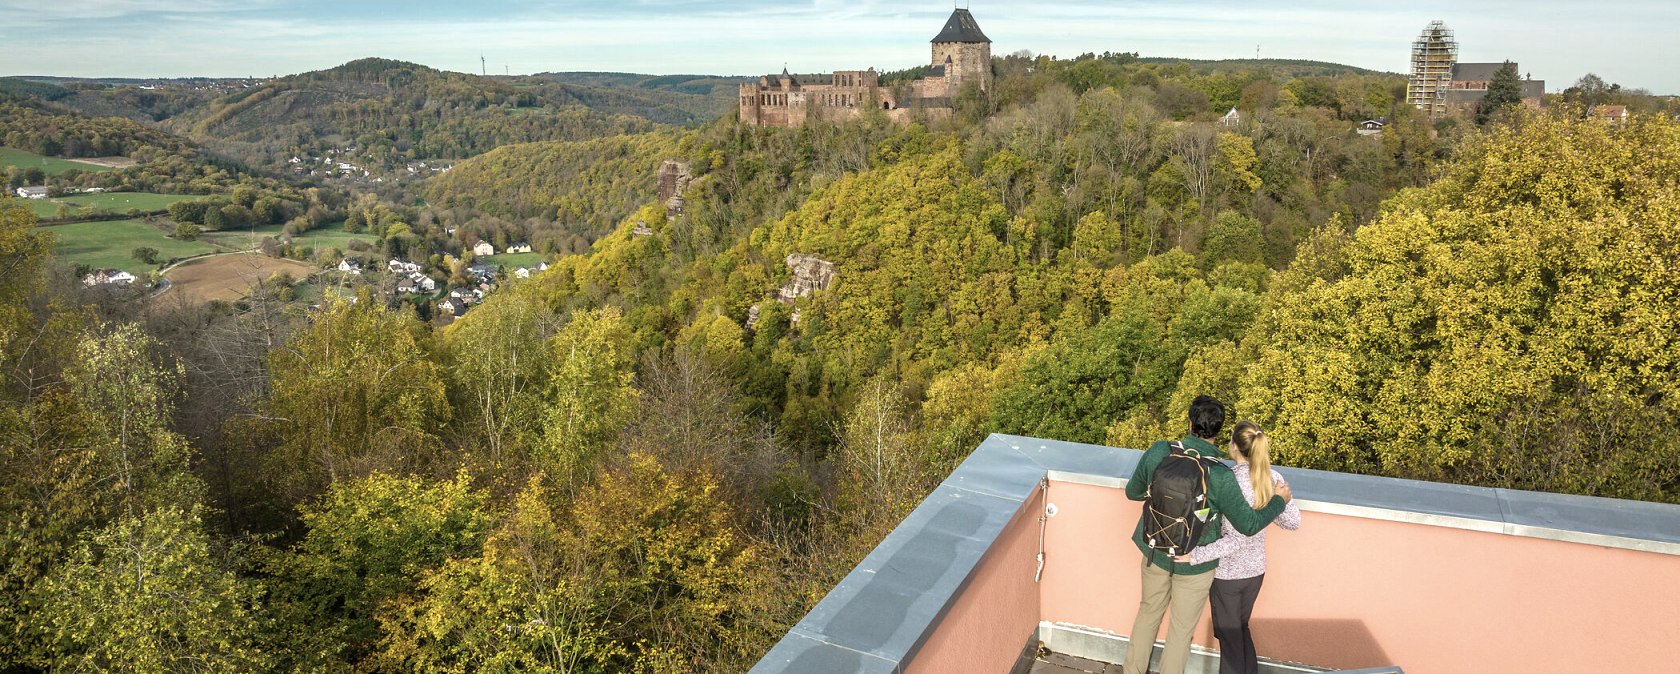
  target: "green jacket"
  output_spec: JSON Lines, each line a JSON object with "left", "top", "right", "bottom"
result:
{"left": 1127, "top": 435, "right": 1286, "bottom": 574}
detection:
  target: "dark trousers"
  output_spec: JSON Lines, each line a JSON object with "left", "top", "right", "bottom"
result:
{"left": 1209, "top": 574, "right": 1264, "bottom": 674}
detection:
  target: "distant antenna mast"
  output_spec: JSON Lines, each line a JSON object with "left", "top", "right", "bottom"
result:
{"left": 481, "top": 54, "right": 487, "bottom": 76}
{"left": 1256, "top": 44, "right": 1261, "bottom": 60}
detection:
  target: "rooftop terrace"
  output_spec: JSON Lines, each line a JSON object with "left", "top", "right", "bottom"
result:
{"left": 750, "top": 434, "right": 1680, "bottom": 674}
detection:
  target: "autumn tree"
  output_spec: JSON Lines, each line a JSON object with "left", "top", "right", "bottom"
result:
{"left": 1227, "top": 113, "right": 1680, "bottom": 501}
{"left": 265, "top": 471, "right": 492, "bottom": 670}
{"left": 540, "top": 307, "right": 639, "bottom": 488}
{"left": 443, "top": 288, "right": 558, "bottom": 472}
{"left": 37, "top": 507, "right": 269, "bottom": 673}
{"left": 258, "top": 298, "right": 450, "bottom": 500}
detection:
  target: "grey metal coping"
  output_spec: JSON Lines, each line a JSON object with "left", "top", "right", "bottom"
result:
{"left": 749, "top": 434, "right": 1680, "bottom": 673}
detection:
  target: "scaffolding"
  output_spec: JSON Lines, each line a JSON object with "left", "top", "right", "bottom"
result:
{"left": 1407, "top": 21, "right": 1457, "bottom": 117}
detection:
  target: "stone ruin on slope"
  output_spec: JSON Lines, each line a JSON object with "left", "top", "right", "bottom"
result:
{"left": 658, "top": 160, "right": 692, "bottom": 219}
{"left": 748, "top": 253, "right": 837, "bottom": 330}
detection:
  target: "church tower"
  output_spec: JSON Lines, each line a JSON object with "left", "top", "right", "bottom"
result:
{"left": 931, "top": 8, "right": 992, "bottom": 93}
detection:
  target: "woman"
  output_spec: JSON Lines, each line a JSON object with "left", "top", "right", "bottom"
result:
{"left": 1177, "top": 421, "right": 1300, "bottom": 674}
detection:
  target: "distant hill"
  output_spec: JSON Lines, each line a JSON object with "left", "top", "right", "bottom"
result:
{"left": 153, "top": 58, "right": 662, "bottom": 171}
{"left": 1137, "top": 57, "right": 1397, "bottom": 78}
{"left": 526, "top": 72, "right": 750, "bottom": 125}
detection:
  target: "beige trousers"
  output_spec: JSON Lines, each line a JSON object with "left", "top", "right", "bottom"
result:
{"left": 1123, "top": 557, "right": 1214, "bottom": 674}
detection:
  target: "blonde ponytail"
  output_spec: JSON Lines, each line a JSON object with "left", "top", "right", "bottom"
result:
{"left": 1230, "top": 421, "right": 1275, "bottom": 507}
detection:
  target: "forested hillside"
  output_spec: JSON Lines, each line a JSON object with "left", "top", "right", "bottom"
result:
{"left": 164, "top": 58, "right": 662, "bottom": 172}
{"left": 3, "top": 48, "right": 1678, "bottom": 674}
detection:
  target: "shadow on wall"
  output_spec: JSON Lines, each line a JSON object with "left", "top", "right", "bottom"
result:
{"left": 1251, "top": 618, "right": 1391, "bottom": 671}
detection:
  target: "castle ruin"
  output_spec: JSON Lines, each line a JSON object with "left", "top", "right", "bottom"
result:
{"left": 739, "top": 8, "right": 993, "bottom": 128}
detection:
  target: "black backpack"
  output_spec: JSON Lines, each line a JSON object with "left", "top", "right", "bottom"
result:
{"left": 1143, "top": 442, "right": 1221, "bottom": 557}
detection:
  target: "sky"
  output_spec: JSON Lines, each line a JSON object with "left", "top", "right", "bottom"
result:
{"left": 2, "top": 1, "right": 1677, "bottom": 94}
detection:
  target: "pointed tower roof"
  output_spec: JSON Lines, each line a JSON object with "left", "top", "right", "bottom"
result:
{"left": 931, "top": 8, "right": 990, "bottom": 44}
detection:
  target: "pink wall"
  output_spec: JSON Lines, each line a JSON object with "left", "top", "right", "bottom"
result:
{"left": 904, "top": 487, "right": 1045, "bottom": 674}
{"left": 1037, "top": 479, "right": 1680, "bottom": 674}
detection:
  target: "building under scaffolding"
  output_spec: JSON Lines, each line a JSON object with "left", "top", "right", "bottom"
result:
{"left": 1407, "top": 20, "right": 1457, "bottom": 117}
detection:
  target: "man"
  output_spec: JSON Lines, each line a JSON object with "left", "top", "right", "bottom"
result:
{"left": 1123, "top": 395, "right": 1291, "bottom": 674}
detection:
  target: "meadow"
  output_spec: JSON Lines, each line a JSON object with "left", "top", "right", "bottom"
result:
{"left": 29, "top": 192, "right": 202, "bottom": 220}
{"left": 200, "top": 223, "right": 381, "bottom": 253}
{"left": 485, "top": 251, "right": 545, "bottom": 268}
{"left": 46, "top": 219, "right": 217, "bottom": 273}
{"left": 0, "top": 147, "right": 117, "bottom": 175}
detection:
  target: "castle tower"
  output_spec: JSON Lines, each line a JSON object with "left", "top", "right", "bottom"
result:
{"left": 931, "top": 8, "right": 992, "bottom": 94}
{"left": 1407, "top": 20, "right": 1457, "bottom": 117}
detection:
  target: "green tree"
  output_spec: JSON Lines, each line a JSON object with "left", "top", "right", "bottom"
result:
{"left": 564, "top": 454, "right": 765, "bottom": 671}
{"left": 266, "top": 471, "right": 492, "bottom": 670}
{"left": 1200, "top": 210, "right": 1264, "bottom": 269}
{"left": 0, "top": 199, "right": 50, "bottom": 371}
{"left": 540, "top": 307, "right": 638, "bottom": 487}
{"left": 1234, "top": 114, "right": 1680, "bottom": 501}
{"left": 442, "top": 288, "right": 557, "bottom": 469}
{"left": 1477, "top": 61, "right": 1523, "bottom": 125}
{"left": 372, "top": 478, "right": 625, "bottom": 674}
{"left": 258, "top": 299, "right": 450, "bottom": 500}
{"left": 1, "top": 324, "right": 203, "bottom": 668}
{"left": 131, "top": 246, "right": 159, "bottom": 265}
{"left": 37, "top": 507, "right": 269, "bottom": 673}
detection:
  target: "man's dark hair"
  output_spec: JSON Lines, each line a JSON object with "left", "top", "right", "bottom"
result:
{"left": 1189, "top": 395, "right": 1226, "bottom": 439}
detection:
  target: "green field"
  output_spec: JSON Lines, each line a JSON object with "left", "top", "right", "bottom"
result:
{"left": 0, "top": 147, "right": 117, "bottom": 175}
{"left": 28, "top": 192, "right": 202, "bottom": 220}
{"left": 487, "top": 252, "right": 545, "bottom": 268}
{"left": 47, "top": 219, "right": 217, "bottom": 274}
{"left": 200, "top": 223, "right": 381, "bottom": 253}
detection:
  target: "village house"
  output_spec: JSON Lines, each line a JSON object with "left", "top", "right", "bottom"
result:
{"left": 472, "top": 240, "right": 495, "bottom": 257}
{"left": 16, "top": 186, "right": 49, "bottom": 199}
{"left": 506, "top": 242, "right": 533, "bottom": 253}
{"left": 337, "top": 259, "right": 362, "bottom": 274}
{"left": 1589, "top": 104, "right": 1629, "bottom": 124}
{"left": 1219, "top": 107, "right": 1244, "bottom": 127}
{"left": 1357, "top": 119, "right": 1386, "bottom": 135}
{"left": 438, "top": 297, "right": 467, "bottom": 317}
{"left": 739, "top": 8, "right": 992, "bottom": 129}
{"left": 82, "top": 268, "right": 138, "bottom": 287}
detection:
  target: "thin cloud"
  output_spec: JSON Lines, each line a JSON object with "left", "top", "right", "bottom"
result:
{"left": 2, "top": 1, "right": 1675, "bottom": 93}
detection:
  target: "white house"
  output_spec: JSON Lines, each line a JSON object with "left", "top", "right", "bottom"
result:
{"left": 1356, "top": 119, "right": 1386, "bottom": 136}
{"left": 337, "top": 259, "right": 362, "bottom": 274}
{"left": 514, "top": 267, "right": 531, "bottom": 279}
{"left": 1219, "top": 107, "right": 1244, "bottom": 127}
{"left": 16, "top": 186, "right": 49, "bottom": 199}
{"left": 506, "top": 242, "right": 533, "bottom": 253}
{"left": 472, "top": 240, "right": 495, "bottom": 257}
{"left": 82, "top": 268, "right": 138, "bottom": 287}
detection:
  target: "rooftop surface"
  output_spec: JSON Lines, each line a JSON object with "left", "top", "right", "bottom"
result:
{"left": 749, "top": 434, "right": 1680, "bottom": 674}
{"left": 931, "top": 8, "right": 991, "bottom": 44}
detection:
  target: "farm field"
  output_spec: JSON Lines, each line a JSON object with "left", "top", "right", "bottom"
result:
{"left": 29, "top": 192, "right": 202, "bottom": 219}
{"left": 47, "top": 219, "right": 217, "bottom": 273}
{"left": 486, "top": 251, "right": 545, "bottom": 268}
{"left": 0, "top": 147, "right": 119, "bottom": 175}
{"left": 162, "top": 253, "right": 318, "bottom": 304}
{"left": 201, "top": 223, "right": 380, "bottom": 253}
